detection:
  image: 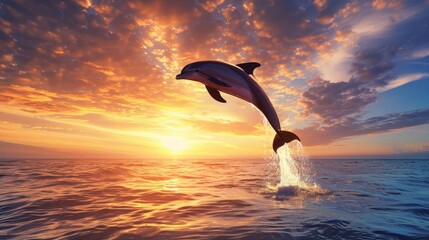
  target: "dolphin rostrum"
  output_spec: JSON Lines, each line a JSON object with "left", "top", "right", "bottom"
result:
{"left": 176, "top": 60, "right": 300, "bottom": 153}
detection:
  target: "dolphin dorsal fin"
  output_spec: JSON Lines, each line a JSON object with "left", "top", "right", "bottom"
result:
{"left": 236, "top": 62, "right": 261, "bottom": 75}
{"left": 206, "top": 85, "right": 226, "bottom": 103}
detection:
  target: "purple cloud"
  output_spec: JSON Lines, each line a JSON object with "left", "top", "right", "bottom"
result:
{"left": 296, "top": 108, "right": 429, "bottom": 146}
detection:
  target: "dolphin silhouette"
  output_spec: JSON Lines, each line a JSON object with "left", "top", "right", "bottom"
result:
{"left": 176, "top": 60, "right": 300, "bottom": 153}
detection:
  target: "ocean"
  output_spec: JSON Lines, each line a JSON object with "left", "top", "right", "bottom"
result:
{"left": 1, "top": 150, "right": 428, "bottom": 239}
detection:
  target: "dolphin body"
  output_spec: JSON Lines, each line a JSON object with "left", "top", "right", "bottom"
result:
{"left": 176, "top": 60, "right": 300, "bottom": 152}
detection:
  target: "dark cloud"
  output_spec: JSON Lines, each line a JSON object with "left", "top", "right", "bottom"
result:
{"left": 362, "top": 108, "right": 429, "bottom": 133}
{"left": 296, "top": 108, "right": 429, "bottom": 146}
{"left": 128, "top": 0, "right": 202, "bottom": 22}
{"left": 302, "top": 78, "right": 376, "bottom": 121}
{"left": 300, "top": 2, "right": 429, "bottom": 144}
{"left": 300, "top": 46, "right": 418, "bottom": 144}
{"left": 0, "top": 0, "right": 163, "bottom": 92}
{"left": 251, "top": 1, "right": 318, "bottom": 39}
{"left": 349, "top": 48, "right": 395, "bottom": 88}
{"left": 302, "top": 47, "right": 395, "bottom": 123}
{"left": 314, "top": 0, "right": 351, "bottom": 24}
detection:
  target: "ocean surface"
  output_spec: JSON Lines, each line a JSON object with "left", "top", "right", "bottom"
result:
{"left": 1, "top": 152, "right": 428, "bottom": 239}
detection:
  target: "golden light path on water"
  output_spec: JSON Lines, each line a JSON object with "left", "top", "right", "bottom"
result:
{"left": 2, "top": 157, "right": 427, "bottom": 238}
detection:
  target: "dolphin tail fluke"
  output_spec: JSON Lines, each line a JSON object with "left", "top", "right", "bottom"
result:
{"left": 272, "top": 131, "right": 300, "bottom": 153}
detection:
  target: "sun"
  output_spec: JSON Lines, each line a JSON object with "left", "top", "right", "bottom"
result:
{"left": 161, "top": 136, "right": 189, "bottom": 154}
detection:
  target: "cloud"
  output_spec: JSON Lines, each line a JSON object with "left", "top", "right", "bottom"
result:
{"left": 0, "top": 141, "right": 66, "bottom": 158}
{"left": 300, "top": 2, "right": 429, "bottom": 145}
{"left": 349, "top": 48, "right": 395, "bottom": 87}
{"left": 184, "top": 118, "right": 262, "bottom": 136}
{"left": 0, "top": 0, "right": 340, "bottom": 129}
{"left": 296, "top": 108, "right": 429, "bottom": 146}
{"left": 379, "top": 73, "right": 429, "bottom": 92}
{"left": 314, "top": 0, "right": 350, "bottom": 24}
{"left": 410, "top": 48, "right": 429, "bottom": 59}
{"left": 0, "top": 0, "right": 428, "bottom": 157}
{"left": 317, "top": 2, "right": 424, "bottom": 84}
{"left": 302, "top": 47, "right": 394, "bottom": 123}
{"left": 371, "top": 0, "right": 402, "bottom": 10}
{"left": 317, "top": 42, "right": 354, "bottom": 83}
{"left": 301, "top": 42, "right": 426, "bottom": 143}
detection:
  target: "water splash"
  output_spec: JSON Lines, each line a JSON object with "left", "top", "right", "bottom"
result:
{"left": 277, "top": 142, "right": 311, "bottom": 187}
{"left": 262, "top": 117, "right": 316, "bottom": 191}
{"left": 259, "top": 117, "right": 333, "bottom": 200}
{"left": 261, "top": 134, "right": 331, "bottom": 200}
{"left": 265, "top": 142, "right": 315, "bottom": 189}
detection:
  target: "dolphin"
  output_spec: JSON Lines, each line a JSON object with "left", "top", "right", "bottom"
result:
{"left": 176, "top": 60, "right": 300, "bottom": 153}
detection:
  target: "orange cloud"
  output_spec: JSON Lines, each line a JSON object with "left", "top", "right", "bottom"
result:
{"left": 1, "top": 1, "right": 428, "bottom": 159}
{"left": 372, "top": 0, "right": 402, "bottom": 10}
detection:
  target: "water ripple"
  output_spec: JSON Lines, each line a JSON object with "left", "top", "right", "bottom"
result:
{"left": 0, "top": 159, "right": 428, "bottom": 239}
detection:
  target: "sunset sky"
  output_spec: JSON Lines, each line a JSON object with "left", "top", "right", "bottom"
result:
{"left": 1, "top": 0, "right": 428, "bottom": 159}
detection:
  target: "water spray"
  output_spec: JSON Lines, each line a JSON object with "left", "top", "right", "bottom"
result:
{"left": 262, "top": 116, "right": 314, "bottom": 189}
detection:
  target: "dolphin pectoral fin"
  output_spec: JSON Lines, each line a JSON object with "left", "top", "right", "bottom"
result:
{"left": 206, "top": 86, "right": 227, "bottom": 103}
{"left": 208, "top": 77, "right": 230, "bottom": 87}
{"left": 236, "top": 62, "right": 261, "bottom": 75}
{"left": 273, "top": 131, "right": 300, "bottom": 153}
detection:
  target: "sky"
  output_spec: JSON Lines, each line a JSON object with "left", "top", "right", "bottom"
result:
{"left": 0, "top": 0, "right": 428, "bottom": 159}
